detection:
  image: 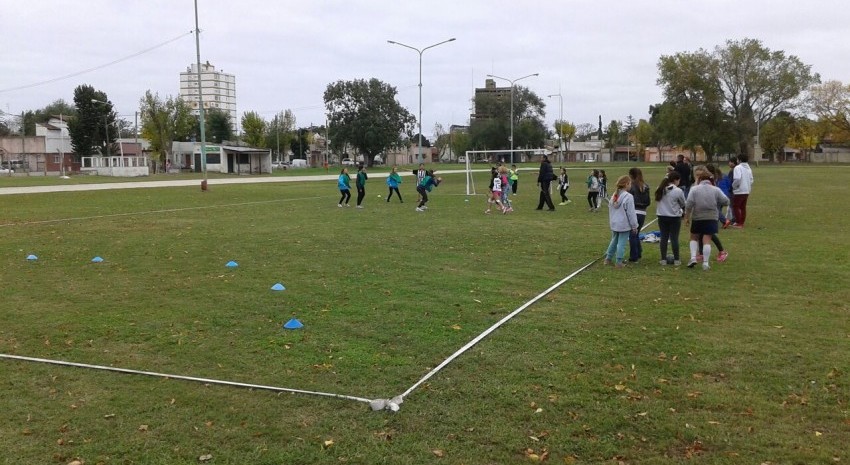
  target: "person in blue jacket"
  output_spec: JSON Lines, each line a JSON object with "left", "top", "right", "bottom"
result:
{"left": 415, "top": 170, "right": 442, "bottom": 212}
{"left": 337, "top": 168, "right": 351, "bottom": 207}
{"left": 386, "top": 165, "right": 403, "bottom": 202}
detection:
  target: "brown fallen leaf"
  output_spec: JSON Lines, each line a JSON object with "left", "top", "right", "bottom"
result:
{"left": 138, "top": 425, "right": 149, "bottom": 432}
{"left": 432, "top": 449, "right": 444, "bottom": 457}
{"left": 323, "top": 439, "right": 334, "bottom": 448}
{"left": 199, "top": 454, "right": 213, "bottom": 462}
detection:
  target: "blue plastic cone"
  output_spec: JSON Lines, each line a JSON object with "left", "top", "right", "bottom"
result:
{"left": 270, "top": 283, "right": 286, "bottom": 291}
{"left": 225, "top": 261, "right": 238, "bottom": 268}
{"left": 91, "top": 256, "right": 104, "bottom": 263}
{"left": 26, "top": 254, "right": 38, "bottom": 261}
{"left": 283, "top": 318, "right": 303, "bottom": 330}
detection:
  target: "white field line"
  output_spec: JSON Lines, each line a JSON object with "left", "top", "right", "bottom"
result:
{"left": 0, "top": 353, "right": 373, "bottom": 405}
{"left": 396, "top": 258, "right": 600, "bottom": 401}
{"left": 395, "top": 215, "right": 660, "bottom": 403}
{"left": 0, "top": 196, "right": 326, "bottom": 228}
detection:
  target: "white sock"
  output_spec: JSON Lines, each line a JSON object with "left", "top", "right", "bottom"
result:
{"left": 702, "top": 244, "right": 711, "bottom": 262}
{"left": 689, "top": 240, "right": 699, "bottom": 259}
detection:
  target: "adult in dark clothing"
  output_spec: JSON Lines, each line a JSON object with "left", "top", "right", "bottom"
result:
{"left": 674, "top": 154, "right": 694, "bottom": 198}
{"left": 536, "top": 155, "right": 555, "bottom": 211}
{"left": 627, "top": 167, "right": 651, "bottom": 262}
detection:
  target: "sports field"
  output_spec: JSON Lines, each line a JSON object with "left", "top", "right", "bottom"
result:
{"left": 1, "top": 164, "right": 847, "bottom": 464}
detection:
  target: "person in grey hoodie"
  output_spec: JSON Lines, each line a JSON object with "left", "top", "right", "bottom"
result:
{"left": 604, "top": 175, "right": 638, "bottom": 268}
{"left": 654, "top": 171, "right": 686, "bottom": 265}
{"left": 685, "top": 165, "right": 730, "bottom": 270}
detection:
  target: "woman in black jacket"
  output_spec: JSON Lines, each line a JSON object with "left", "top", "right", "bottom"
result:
{"left": 536, "top": 155, "right": 555, "bottom": 211}
{"left": 628, "top": 167, "right": 651, "bottom": 262}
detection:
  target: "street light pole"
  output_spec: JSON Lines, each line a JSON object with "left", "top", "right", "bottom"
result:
{"left": 486, "top": 73, "right": 539, "bottom": 164}
{"left": 194, "top": 0, "right": 208, "bottom": 190}
{"left": 387, "top": 37, "right": 456, "bottom": 164}
{"left": 91, "top": 99, "right": 111, "bottom": 157}
{"left": 547, "top": 93, "right": 563, "bottom": 161}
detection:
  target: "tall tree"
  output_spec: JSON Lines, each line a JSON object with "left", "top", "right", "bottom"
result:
{"left": 241, "top": 111, "right": 266, "bottom": 147}
{"left": 409, "top": 133, "right": 432, "bottom": 147}
{"left": 788, "top": 117, "right": 820, "bottom": 162}
{"left": 657, "top": 39, "right": 817, "bottom": 158}
{"left": 808, "top": 80, "right": 850, "bottom": 143}
{"left": 266, "top": 110, "right": 295, "bottom": 160}
{"left": 634, "top": 119, "right": 654, "bottom": 161}
{"left": 433, "top": 123, "right": 450, "bottom": 160}
{"left": 759, "top": 112, "right": 794, "bottom": 162}
{"left": 68, "top": 85, "right": 115, "bottom": 160}
{"left": 605, "top": 120, "right": 622, "bottom": 153}
{"left": 190, "top": 109, "right": 233, "bottom": 143}
{"left": 656, "top": 50, "right": 738, "bottom": 161}
{"left": 449, "top": 129, "right": 470, "bottom": 161}
{"left": 290, "top": 128, "right": 311, "bottom": 159}
{"left": 139, "top": 90, "right": 195, "bottom": 170}
{"left": 324, "top": 78, "right": 415, "bottom": 167}
{"left": 574, "top": 123, "right": 596, "bottom": 142}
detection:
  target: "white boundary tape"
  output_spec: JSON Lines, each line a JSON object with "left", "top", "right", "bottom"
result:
{"left": 395, "top": 258, "right": 600, "bottom": 402}
{"left": 386, "top": 216, "right": 661, "bottom": 407}
{"left": 0, "top": 353, "right": 373, "bottom": 404}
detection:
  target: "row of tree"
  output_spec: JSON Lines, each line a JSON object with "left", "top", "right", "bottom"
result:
{"left": 6, "top": 37, "right": 850, "bottom": 167}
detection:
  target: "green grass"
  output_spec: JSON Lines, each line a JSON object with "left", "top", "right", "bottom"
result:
{"left": 1, "top": 164, "right": 848, "bottom": 464}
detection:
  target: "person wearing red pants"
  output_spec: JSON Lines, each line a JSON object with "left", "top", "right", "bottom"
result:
{"left": 731, "top": 153, "right": 754, "bottom": 228}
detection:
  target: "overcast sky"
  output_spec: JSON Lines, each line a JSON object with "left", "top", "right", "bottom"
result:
{"left": 2, "top": 0, "right": 849, "bottom": 137}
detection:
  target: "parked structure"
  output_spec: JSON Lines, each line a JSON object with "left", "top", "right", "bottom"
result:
{"left": 171, "top": 141, "right": 271, "bottom": 174}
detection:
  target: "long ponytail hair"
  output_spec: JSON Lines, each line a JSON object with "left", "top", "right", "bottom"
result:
{"left": 655, "top": 171, "right": 681, "bottom": 201}
{"left": 628, "top": 167, "right": 646, "bottom": 192}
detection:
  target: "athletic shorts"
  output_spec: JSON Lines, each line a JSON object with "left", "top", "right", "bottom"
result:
{"left": 690, "top": 219, "right": 719, "bottom": 235}
{"left": 491, "top": 191, "right": 502, "bottom": 201}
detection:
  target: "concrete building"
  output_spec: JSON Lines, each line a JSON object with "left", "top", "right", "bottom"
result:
{"left": 471, "top": 78, "right": 510, "bottom": 120}
{"left": 179, "top": 61, "right": 237, "bottom": 130}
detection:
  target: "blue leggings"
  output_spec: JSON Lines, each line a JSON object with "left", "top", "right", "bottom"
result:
{"left": 605, "top": 231, "right": 630, "bottom": 263}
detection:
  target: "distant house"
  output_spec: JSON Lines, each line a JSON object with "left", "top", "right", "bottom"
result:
{"left": 171, "top": 141, "right": 271, "bottom": 174}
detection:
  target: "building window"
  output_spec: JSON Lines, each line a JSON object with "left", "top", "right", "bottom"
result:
{"left": 54, "top": 154, "right": 61, "bottom": 163}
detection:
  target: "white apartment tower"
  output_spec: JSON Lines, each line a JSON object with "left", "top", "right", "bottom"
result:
{"left": 179, "top": 61, "right": 237, "bottom": 130}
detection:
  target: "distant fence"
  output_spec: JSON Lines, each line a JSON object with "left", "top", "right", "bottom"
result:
{"left": 81, "top": 156, "right": 150, "bottom": 177}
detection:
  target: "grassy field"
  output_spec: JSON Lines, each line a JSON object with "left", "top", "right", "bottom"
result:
{"left": 1, "top": 164, "right": 848, "bottom": 464}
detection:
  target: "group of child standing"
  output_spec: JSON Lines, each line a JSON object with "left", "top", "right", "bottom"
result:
{"left": 485, "top": 165, "right": 516, "bottom": 214}
{"left": 337, "top": 163, "right": 441, "bottom": 212}
{"left": 602, "top": 158, "right": 752, "bottom": 270}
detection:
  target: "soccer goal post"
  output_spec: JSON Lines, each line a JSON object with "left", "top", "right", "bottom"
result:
{"left": 463, "top": 149, "right": 547, "bottom": 196}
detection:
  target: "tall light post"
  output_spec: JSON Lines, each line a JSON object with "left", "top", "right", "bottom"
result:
{"left": 194, "top": 0, "right": 208, "bottom": 190}
{"left": 547, "top": 93, "right": 563, "bottom": 161}
{"left": 487, "top": 73, "right": 539, "bottom": 164}
{"left": 387, "top": 37, "right": 456, "bottom": 164}
{"left": 90, "top": 99, "right": 111, "bottom": 157}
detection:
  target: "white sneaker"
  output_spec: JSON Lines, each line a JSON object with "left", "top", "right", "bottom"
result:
{"left": 687, "top": 258, "right": 697, "bottom": 268}
{"left": 338, "top": 204, "right": 343, "bottom": 208}
{"left": 356, "top": 205, "right": 364, "bottom": 209}
{"left": 415, "top": 207, "right": 424, "bottom": 212}
{"left": 702, "top": 262, "right": 711, "bottom": 271}
{"left": 659, "top": 260, "right": 668, "bottom": 266}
